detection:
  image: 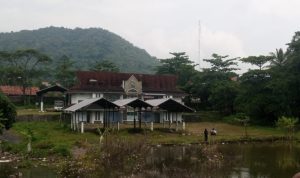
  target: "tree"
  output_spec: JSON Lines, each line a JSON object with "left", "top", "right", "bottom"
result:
{"left": 241, "top": 55, "right": 272, "bottom": 70}
{"left": 0, "top": 92, "right": 16, "bottom": 133}
{"left": 156, "top": 52, "right": 197, "bottom": 87}
{"left": 234, "top": 113, "right": 250, "bottom": 138}
{"left": 203, "top": 53, "right": 239, "bottom": 73}
{"left": 187, "top": 54, "right": 239, "bottom": 112}
{"left": 55, "top": 55, "right": 76, "bottom": 88}
{"left": 209, "top": 81, "right": 239, "bottom": 115}
{"left": 90, "top": 60, "right": 120, "bottom": 72}
{"left": 269, "top": 48, "right": 287, "bottom": 67}
{"left": 276, "top": 116, "right": 298, "bottom": 140}
{"left": 0, "top": 49, "right": 51, "bottom": 105}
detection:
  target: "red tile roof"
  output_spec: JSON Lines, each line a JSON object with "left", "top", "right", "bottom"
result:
{"left": 0, "top": 86, "right": 39, "bottom": 96}
{"left": 69, "top": 71, "right": 184, "bottom": 94}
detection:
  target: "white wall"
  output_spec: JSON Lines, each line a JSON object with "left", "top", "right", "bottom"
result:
{"left": 160, "top": 112, "right": 182, "bottom": 123}
{"left": 70, "top": 93, "right": 92, "bottom": 104}
{"left": 72, "top": 112, "right": 87, "bottom": 123}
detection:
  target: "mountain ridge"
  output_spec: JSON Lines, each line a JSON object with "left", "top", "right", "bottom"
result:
{"left": 0, "top": 26, "right": 159, "bottom": 73}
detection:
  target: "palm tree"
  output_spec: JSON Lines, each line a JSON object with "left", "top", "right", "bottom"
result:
{"left": 269, "top": 48, "right": 287, "bottom": 67}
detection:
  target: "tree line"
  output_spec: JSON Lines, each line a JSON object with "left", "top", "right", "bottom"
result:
{"left": 1, "top": 31, "right": 299, "bottom": 126}
{"left": 0, "top": 50, "right": 119, "bottom": 105}
{"left": 156, "top": 32, "right": 300, "bottom": 125}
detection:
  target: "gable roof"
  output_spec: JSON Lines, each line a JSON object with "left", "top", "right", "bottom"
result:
{"left": 0, "top": 86, "right": 39, "bottom": 96}
{"left": 64, "top": 98, "right": 119, "bottom": 112}
{"left": 113, "top": 98, "right": 153, "bottom": 108}
{"left": 37, "top": 85, "right": 68, "bottom": 96}
{"left": 146, "top": 98, "right": 194, "bottom": 112}
{"left": 69, "top": 71, "right": 184, "bottom": 94}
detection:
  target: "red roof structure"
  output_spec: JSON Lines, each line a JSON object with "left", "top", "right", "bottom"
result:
{"left": 0, "top": 86, "right": 39, "bottom": 96}
{"left": 69, "top": 71, "right": 184, "bottom": 94}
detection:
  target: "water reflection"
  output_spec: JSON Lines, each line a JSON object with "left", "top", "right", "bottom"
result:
{"left": 0, "top": 163, "right": 57, "bottom": 178}
{"left": 20, "top": 166, "right": 58, "bottom": 178}
{"left": 0, "top": 162, "right": 15, "bottom": 178}
{"left": 143, "top": 143, "right": 300, "bottom": 178}
{"left": 1, "top": 143, "right": 300, "bottom": 178}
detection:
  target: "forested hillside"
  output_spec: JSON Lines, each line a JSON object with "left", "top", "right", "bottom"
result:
{"left": 0, "top": 27, "right": 159, "bottom": 73}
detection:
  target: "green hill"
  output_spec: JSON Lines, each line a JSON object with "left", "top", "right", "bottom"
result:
{"left": 0, "top": 27, "right": 159, "bottom": 73}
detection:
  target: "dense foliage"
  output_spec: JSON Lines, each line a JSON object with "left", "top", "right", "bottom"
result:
{"left": 90, "top": 60, "right": 120, "bottom": 72}
{"left": 0, "top": 49, "right": 51, "bottom": 104}
{"left": 0, "top": 92, "right": 16, "bottom": 132}
{"left": 0, "top": 27, "right": 159, "bottom": 73}
{"left": 157, "top": 32, "right": 300, "bottom": 125}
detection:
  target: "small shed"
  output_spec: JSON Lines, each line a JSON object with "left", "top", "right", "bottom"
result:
{"left": 113, "top": 98, "right": 153, "bottom": 128}
{"left": 36, "top": 85, "right": 68, "bottom": 112}
{"left": 64, "top": 98, "right": 119, "bottom": 130}
{"left": 146, "top": 98, "right": 194, "bottom": 126}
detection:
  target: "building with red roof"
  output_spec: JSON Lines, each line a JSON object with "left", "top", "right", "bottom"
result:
{"left": 0, "top": 85, "right": 39, "bottom": 103}
{"left": 0, "top": 85, "right": 39, "bottom": 96}
{"left": 64, "top": 71, "right": 192, "bottom": 125}
{"left": 67, "top": 71, "right": 186, "bottom": 105}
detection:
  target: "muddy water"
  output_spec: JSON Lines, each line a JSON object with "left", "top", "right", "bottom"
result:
{"left": 1, "top": 143, "right": 300, "bottom": 178}
{"left": 143, "top": 143, "right": 300, "bottom": 178}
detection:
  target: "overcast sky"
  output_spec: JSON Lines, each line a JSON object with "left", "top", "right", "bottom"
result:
{"left": 0, "top": 0, "right": 299, "bottom": 71}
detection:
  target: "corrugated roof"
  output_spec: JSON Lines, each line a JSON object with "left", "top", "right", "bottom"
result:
{"left": 113, "top": 98, "right": 138, "bottom": 107}
{"left": 114, "top": 98, "right": 153, "bottom": 108}
{"left": 145, "top": 98, "right": 168, "bottom": 107}
{"left": 69, "top": 71, "right": 184, "bottom": 94}
{"left": 145, "top": 98, "right": 194, "bottom": 112}
{"left": 0, "top": 85, "right": 39, "bottom": 96}
{"left": 64, "top": 98, "right": 118, "bottom": 112}
{"left": 64, "top": 98, "right": 99, "bottom": 112}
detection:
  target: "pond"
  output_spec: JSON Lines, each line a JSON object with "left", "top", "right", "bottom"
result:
{"left": 143, "top": 143, "right": 300, "bottom": 178}
{"left": 1, "top": 143, "right": 299, "bottom": 178}
{"left": 0, "top": 164, "right": 58, "bottom": 178}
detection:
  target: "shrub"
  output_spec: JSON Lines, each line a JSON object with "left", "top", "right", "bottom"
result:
{"left": 276, "top": 116, "right": 298, "bottom": 140}
{"left": 35, "top": 141, "right": 54, "bottom": 149}
{"left": 53, "top": 145, "right": 70, "bottom": 157}
{"left": 0, "top": 92, "right": 16, "bottom": 132}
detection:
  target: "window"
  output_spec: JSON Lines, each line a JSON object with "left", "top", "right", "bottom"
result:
{"left": 95, "top": 112, "right": 102, "bottom": 121}
{"left": 130, "top": 80, "right": 135, "bottom": 89}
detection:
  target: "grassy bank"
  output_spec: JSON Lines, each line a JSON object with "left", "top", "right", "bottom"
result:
{"left": 17, "top": 109, "right": 60, "bottom": 116}
{"left": 3, "top": 120, "right": 291, "bottom": 158}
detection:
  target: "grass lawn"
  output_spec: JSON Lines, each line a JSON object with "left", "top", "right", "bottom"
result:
{"left": 7, "top": 121, "right": 98, "bottom": 157}
{"left": 17, "top": 109, "right": 60, "bottom": 116}
{"left": 5, "top": 120, "right": 288, "bottom": 159}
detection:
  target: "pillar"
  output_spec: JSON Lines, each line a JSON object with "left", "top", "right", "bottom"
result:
{"left": 81, "top": 122, "right": 84, "bottom": 133}
{"left": 150, "top": 122, "right": 153, "bottom": 131}
{"left": 176, "top": 112, "right": 178, "bottom": 131}
{"left": 138, "top": 108, "right": 142, "bottom": 129}
{"left": 71, "top": 114, "right": 73, "bottom": 130}
{"left": 168, "top": 112, "right": 171, "bottom": 129}
{"left": 182, "top": 122, "right": 185, "bottom": 131}
{"left": 40, "top": 95, "right": 44, "bottom": 112}
{"left": 117, "top": 122, "right": 120, "bottom": 131}
{"left": 133, "top": 108, "right": 136, "bottom": 129}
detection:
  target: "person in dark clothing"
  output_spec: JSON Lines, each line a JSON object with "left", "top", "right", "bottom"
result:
{"left": 204, "top": 128, "right": 208, "bottom": 142}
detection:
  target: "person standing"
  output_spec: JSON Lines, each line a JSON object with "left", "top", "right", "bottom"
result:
{"left": 204, "top": 128, "right": 208, "bottom": 143}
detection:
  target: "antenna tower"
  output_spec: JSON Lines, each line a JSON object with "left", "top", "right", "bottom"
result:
{"left": 198, "top": 20, "right": 201, "bottom": 71}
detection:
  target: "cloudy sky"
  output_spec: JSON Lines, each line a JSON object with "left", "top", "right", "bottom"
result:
{"left": 0, "top": 0, "right": 299, "bottom": 71}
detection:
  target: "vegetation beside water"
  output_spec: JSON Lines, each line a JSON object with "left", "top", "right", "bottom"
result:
{"left": 1, "top": 119, "right": 296, "bottom": 177}
{"left": 2, "top": 120, "right": 292, "bottom": 156}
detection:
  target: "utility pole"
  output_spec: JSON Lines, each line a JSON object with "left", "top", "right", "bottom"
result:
{"left": 198, "top": 20, "right": 201, "bottom": 71}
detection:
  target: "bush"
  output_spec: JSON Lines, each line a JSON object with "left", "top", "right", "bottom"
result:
{"left": 0, "top": 92, "right": 16, "bottom": 131}
{"left": 53, "top": 145, "right": 70, "bottom": 157}
{"left": 276, "top": 116, "right": 298, "bottom": 139}
{"left": 35, "top": 141, "right": 54, "bottom": 149}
